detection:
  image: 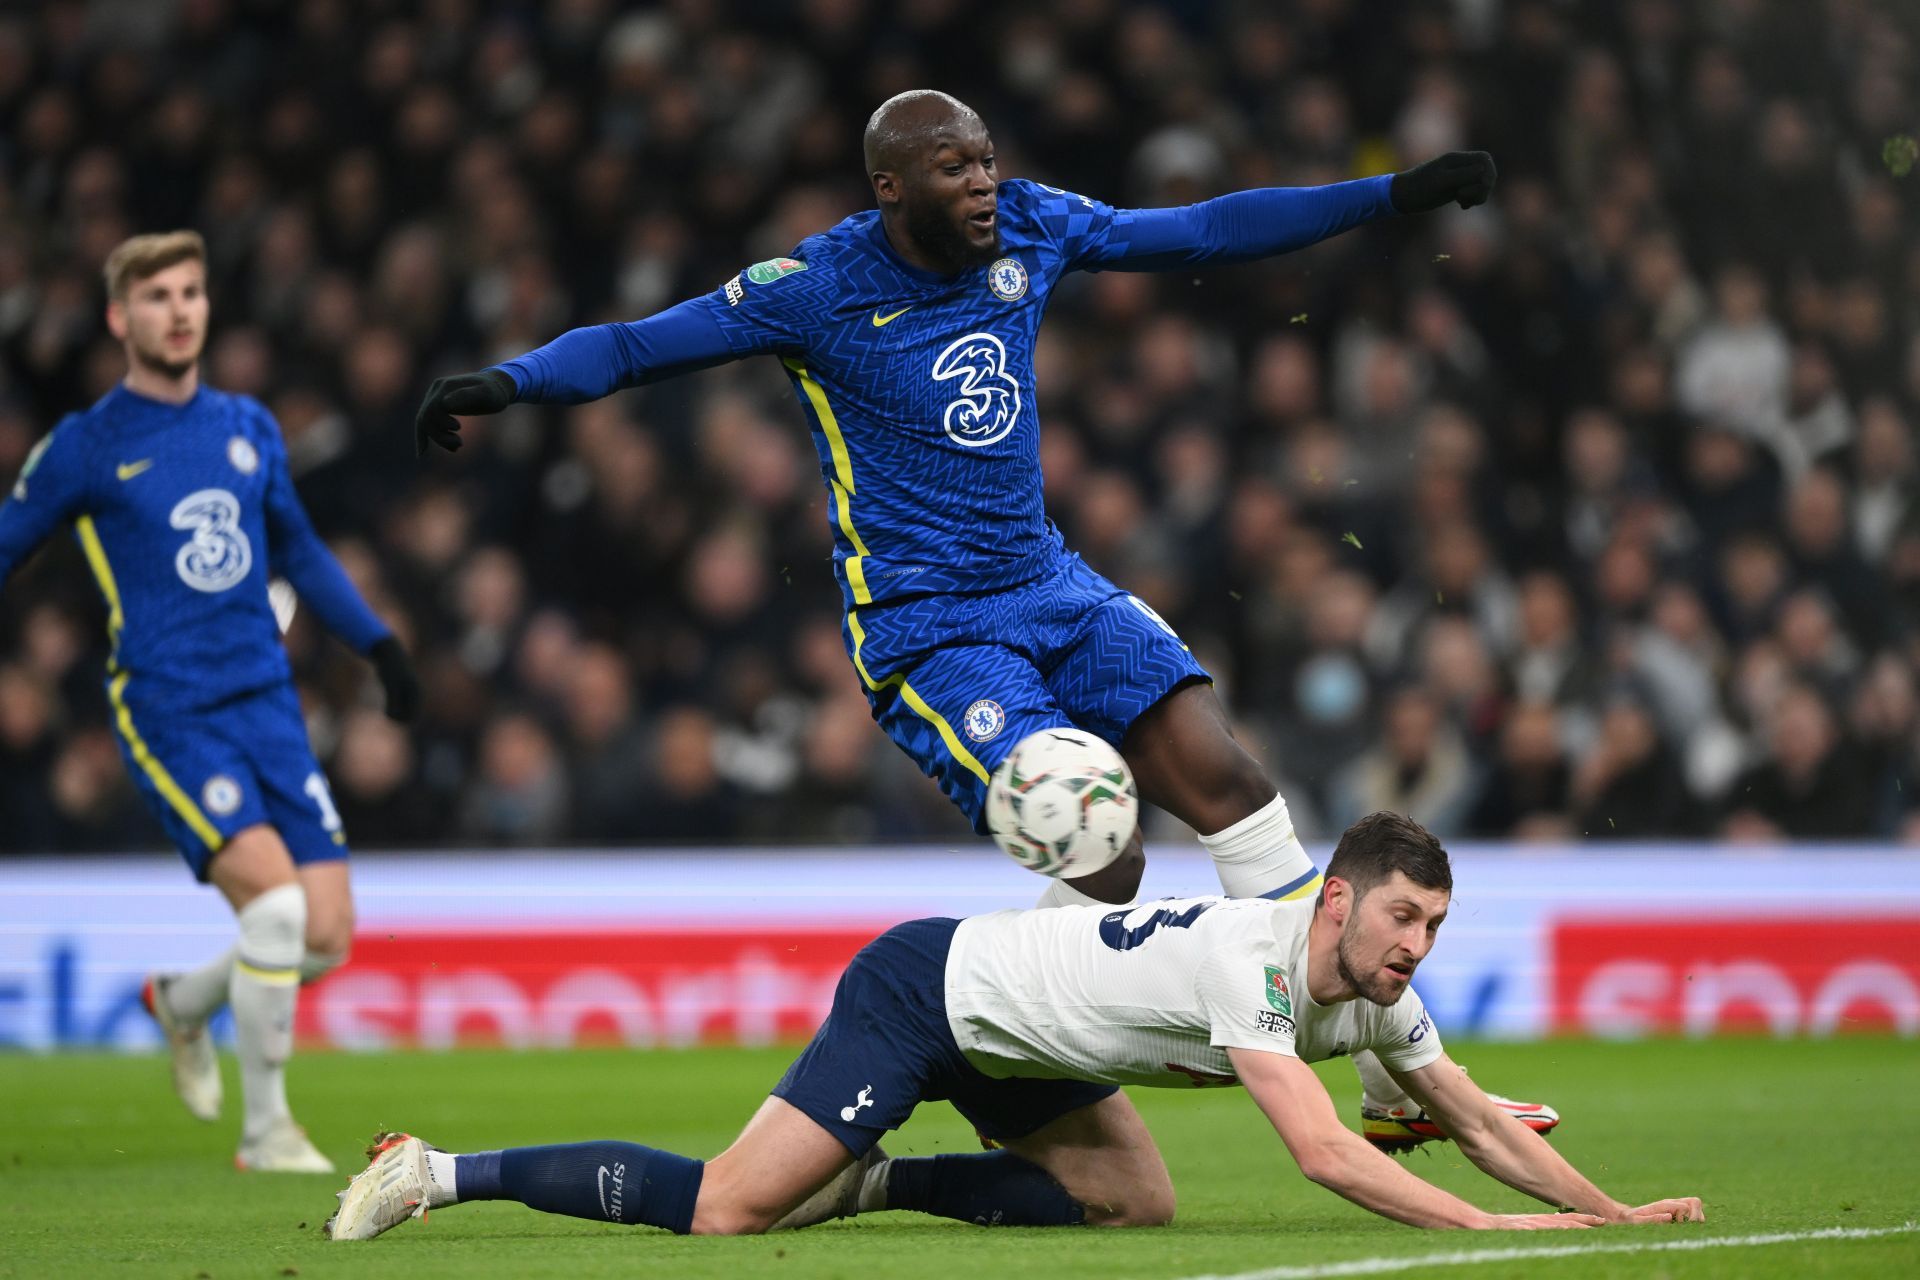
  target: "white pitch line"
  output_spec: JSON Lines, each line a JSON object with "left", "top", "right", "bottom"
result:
{"left": 1170, "top": 1221, "right": 1920, "bottom": 1280}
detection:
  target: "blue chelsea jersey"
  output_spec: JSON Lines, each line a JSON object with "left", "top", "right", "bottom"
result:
{"left": 0, "top": 384, "right": 389, "bottom": 712}
{"left": 695, "top": 179, "right": 1114, "bottom": 606}
{"left": 496, "top": 174, "right": 1398, "bottom": 609}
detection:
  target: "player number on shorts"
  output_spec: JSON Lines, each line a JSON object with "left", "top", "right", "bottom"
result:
{"left": 931, "top": 332, "right": 1021, "bottom": 448}
{"left": 304, "top": 772, "right": 343, "bottom": 833}
{"left": 1099, "top": 900, "right": 1216, "bottom": 951}
{"left": 169, "top": 488, "right": 253, "bottom": 593}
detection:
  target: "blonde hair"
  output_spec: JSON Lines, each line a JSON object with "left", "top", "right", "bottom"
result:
{"left": 102, "top": 230, "right": 206, "bottom": 299}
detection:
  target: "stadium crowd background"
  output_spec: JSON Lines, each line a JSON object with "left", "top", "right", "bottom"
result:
{"left": 1, "top": 0, "right": 1917, "bottom": 853}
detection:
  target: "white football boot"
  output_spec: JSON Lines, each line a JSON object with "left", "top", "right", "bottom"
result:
{"left": 326, "top": 1132, "right": 436, "bottom": 1240}
{"left": 236, "top": 1119, "right": 336, "bottom": 1174}
{"left": 770, "top": 1144, "right": 888, "bottom": 1231}
{"left": 141, "top": 974, "right": 222, "bottom": 1123}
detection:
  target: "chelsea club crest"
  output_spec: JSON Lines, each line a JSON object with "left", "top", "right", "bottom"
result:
{"left": 986, "top": 257, "right": 1028, "bottom": 302}
{"left": 963, "top": 699, "right": 1006, "bottom": 743}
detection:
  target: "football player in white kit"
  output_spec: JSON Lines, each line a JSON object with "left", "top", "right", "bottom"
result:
{"left": 325, "top": 813, "right": 1701, "bottom": 1240}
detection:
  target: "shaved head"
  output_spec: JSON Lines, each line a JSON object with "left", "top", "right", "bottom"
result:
{"left": 864, "top": 90, "right": 984, "bottom": 175}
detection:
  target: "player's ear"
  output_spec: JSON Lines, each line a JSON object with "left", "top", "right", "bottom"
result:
{"left": 1323, "top": 875, "right": 1352, "bottom": 924}
{"left": 872, "top": 170, "right": 901, "bottom": 206}
{"left": 105, "top": 299, "right": 128, "bottom": 342}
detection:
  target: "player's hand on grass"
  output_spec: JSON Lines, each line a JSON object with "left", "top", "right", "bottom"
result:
{"left": 1610, "top": 1197, "right": 1705, "bottom": 1225}
{"left": 1390, "top": 151, "right": 1497, "bottom": 213}
{"left": 414, "top": 369, "right": 516, "bottom": 455}
{"left": 1478, "top": 1211, "right": 1606, "bottom": 1229}
{"left": 368, "top": 636, "right": 422, "bottom": 723}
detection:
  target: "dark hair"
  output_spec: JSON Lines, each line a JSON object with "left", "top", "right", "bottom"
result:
{"left": 1320, "top": 811, "right": 1452, "bottom": 905}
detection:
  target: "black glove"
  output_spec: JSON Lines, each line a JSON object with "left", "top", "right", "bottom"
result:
{"left": 1389, "top": 151, "right": 1497, "bottom": 213}
{"left": 368, "top": 636, "right": 421, "bottom": 723}
{"left": 414, "top": 368, "right": 516, "bottom": 456}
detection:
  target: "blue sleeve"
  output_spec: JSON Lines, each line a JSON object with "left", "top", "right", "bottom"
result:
{"left": 1024, "top": 176, "right": 1398, "bottom": 272}
{"left": 257, "top": 411, "right": 390, "bottom": 653}
{"left": 493, "top": 295, "right": 741, "bottom": 403}
{"left": 495, "top": 249, "right": 831, "bottom": 403}
{"left": 0, "top": 420, "right": 91, "bottom": 587}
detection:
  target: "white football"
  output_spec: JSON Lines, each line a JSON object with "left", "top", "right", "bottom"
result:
{"left": 986, "top": 728, "right": 1139, "bottom": 878}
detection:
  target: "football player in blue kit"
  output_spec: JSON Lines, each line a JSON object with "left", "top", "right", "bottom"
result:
{"left": 412, "top": 92, "right": 1545, "bottom": 1151}
{"left": 0, "top": 231, "right": 420, "bottom": 1172}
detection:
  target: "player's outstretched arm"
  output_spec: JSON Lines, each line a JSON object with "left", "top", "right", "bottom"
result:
{"left": 1389, "top": 1053, "right": 1704, "bottom": 1226}
{"left": 1056, "top": 152, "right": 1495, "bottom": 275}
{"left": 414, "top": 293, "right": 754, "bottom": 455}
{"left": 1228, "top": 1047, "right": 1601, "bottom": 1230}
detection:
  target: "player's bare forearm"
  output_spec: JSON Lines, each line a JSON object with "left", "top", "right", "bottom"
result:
{"left": 1292, "top": 1124, "right": 1494, "bottom": 1228}
{"left": 1394, "top": 1054, "right": 1687, "bottom": 1222}
{"left": 1391, "top": 1056, "right": 1606, "bottom": 1211}
{"left": 1229, "top": 1048, "right": 1573, "bottom": 1231}
{"left": 1453, "top": 1105, "right": 1624, "bottom": 1218}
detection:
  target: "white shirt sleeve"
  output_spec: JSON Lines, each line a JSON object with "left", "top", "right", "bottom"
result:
{"left": 1369, "top": 988, "right": 1445, "bottom": 1072}
{"left": 1194, "top": 943, "right": 1301, "bottom": 1057}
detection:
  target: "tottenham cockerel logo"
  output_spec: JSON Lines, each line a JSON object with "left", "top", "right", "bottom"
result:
{"left": 931, "top": 332, "right": 1021, "bottom": 448}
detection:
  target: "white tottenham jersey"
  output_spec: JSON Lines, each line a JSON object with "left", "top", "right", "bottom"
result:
{"left": 943, "top": 895, "right": 1444, "bottom": 1089}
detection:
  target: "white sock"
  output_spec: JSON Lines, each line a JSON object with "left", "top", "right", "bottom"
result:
{"left": 1033, "top": 878, "right": 1112, "bottom": 909}
{"left": 1197, "top": 794, "right": 1319, "bottom": 900}
{"left": 230, "top": 884, "right": 305, "bottom": 1142}
{"left": 1354, "top": 1049, "right": 1416, "bottom": 1112}
{"left": 425, "top": 1149, "right": 461, "bottom": 1207}
{"left": 165, "top": 947, "right": 236, "bottom": 1025}
{"left": 856, "top": 1157, "right": 892, "bottom": 1213}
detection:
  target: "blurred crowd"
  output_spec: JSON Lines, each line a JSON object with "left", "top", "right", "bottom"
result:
{"left": 3, "top": 0, "right": 1919, "bottom": 852}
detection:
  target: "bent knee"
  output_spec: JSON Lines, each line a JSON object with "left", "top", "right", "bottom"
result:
{"left": 305, "top": 925, "right": 354, "bottom": 959}
{"left": 1081, "top": 1179, "right": 1175, "bottom": 1228}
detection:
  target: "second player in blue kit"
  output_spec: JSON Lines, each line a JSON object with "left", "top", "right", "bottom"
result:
{"left": 415, "top": 91, "right": 1544, "bottom": 1149}
{"left": 0, "top": 231, "right": 420, "bottom": 1171}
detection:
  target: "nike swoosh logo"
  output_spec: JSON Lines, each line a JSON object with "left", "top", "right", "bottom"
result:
{"left": 598, "top": 1166, "right": 612, "bottom": 1218}
{"left": 871, "top": 306, "right": 912, "bottom": 327}
{"left": 115, "top": 459, "right": 154, "bottom": 481}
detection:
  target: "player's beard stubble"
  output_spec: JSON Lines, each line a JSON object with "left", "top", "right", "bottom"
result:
{"left": 905, "top": 196, "right": 1000, "bottom": 272}
{"left": 1335, "top": 923, "right": 1411, "bottom": 1006}
{"left": 130, "top": 337, "right": 198, "bottom": 381}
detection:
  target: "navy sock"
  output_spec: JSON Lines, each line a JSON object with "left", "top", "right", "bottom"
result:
{"left": 455, "top": 1142, "right": 704, "bottom": 1233}
{"left": 885, "top": 1151, "right": 1085, "bottom": 1226}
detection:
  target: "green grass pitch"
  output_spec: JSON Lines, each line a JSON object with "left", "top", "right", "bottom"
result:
{"left": 3, "top": 1038, "right": 1914, "bottom": 1279}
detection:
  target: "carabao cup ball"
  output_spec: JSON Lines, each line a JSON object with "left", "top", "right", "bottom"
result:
{"left": 986, "top": 728, "right": 1139, "bottom": 878}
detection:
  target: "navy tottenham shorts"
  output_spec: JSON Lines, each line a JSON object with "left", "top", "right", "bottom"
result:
{"left": 771, "top": 918, "right": 1118, "bottom": 1156}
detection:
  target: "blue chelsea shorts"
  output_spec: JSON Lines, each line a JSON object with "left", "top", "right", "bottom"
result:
{"left": 110, "top": 678, "right": 349, "bottom": 880}
{"left": 843, "top": 552, "right": 1209, "bottom": 833}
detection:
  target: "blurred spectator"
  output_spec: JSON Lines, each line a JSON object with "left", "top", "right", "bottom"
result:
{"left": 1571, "top": 691, "right": 1693, "bottom": 838}
{"left": 1465, "top": 700, "right": 1572, "bottom": 840}
{"left": 331, "top": 706, "right": 439, "bottom": 846}
{"left": 460, "top": 712, "right": 569, "bottom": 846}
{"left": 1721, "top": 684, "right": 1869, "bottom": 840}
{"left": 1676, "top": 264, "right": 1789, "bottom": 442}
{"left": 1330, "top": 686, "right": 1477, "bottom": 837}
